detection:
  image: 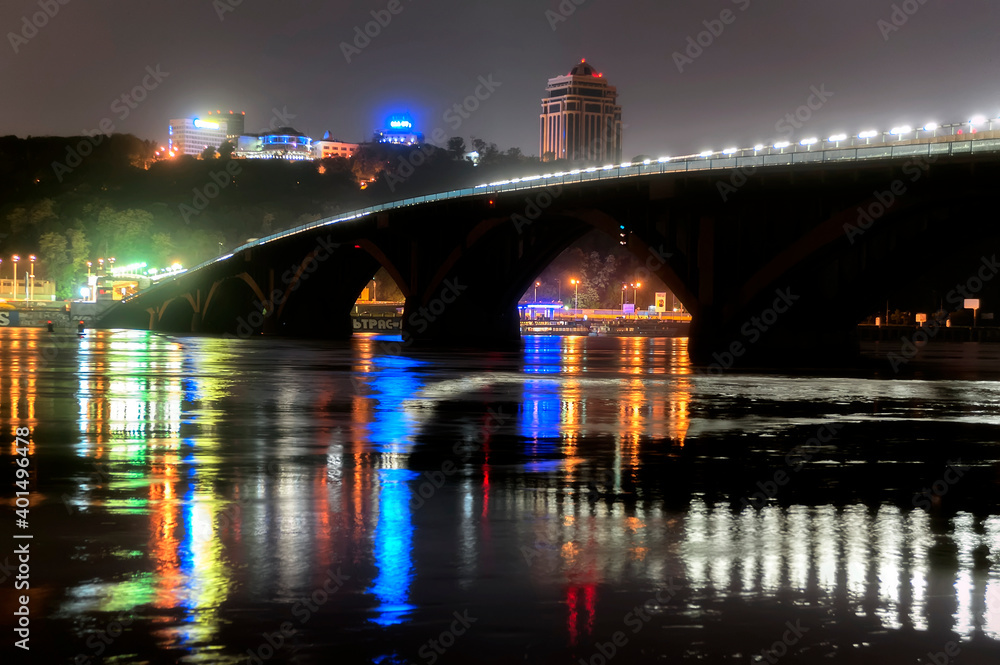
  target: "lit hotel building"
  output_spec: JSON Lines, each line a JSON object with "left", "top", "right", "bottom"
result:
{"left": 168, "top": 117, "right": 229, "bottom": 156}
{"left": 540, "top": 59, "right": 622, "bottom": 163}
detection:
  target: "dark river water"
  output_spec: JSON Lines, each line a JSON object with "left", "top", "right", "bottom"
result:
{"left": 3, "top": 329, "right": 1000, "bottom": 664}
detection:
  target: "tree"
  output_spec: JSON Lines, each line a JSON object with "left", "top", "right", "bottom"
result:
{"left": 200, "top": 145, "right": 218, "bottom": 160}
{"left": 150, "top": 232, "right": 174, "bottom": 266}
{"left": 95, "top": 207, "right": 154, "bottom": 260}
{"left": 218, "top": 141, "right": 235, "bottom": 160}
{"left": 447, "top": 137, "right": 466, "bottom": 159}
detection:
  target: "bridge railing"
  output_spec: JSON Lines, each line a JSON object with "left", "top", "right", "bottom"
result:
{"left": 137, "top": 135, "right": 1000, "bottom": 300}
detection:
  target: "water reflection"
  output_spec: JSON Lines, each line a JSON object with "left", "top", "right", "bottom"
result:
{"left": 4, "top": 329, "right": 997, "bottom": 662}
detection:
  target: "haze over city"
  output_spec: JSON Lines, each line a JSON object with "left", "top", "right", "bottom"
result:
{"left": 4, "top": 0, "right": 1000, "bottom": 156}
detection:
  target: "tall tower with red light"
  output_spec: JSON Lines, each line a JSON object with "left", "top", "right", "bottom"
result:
{"left": 540, "top": 59, "right": 622, "bottom": 164}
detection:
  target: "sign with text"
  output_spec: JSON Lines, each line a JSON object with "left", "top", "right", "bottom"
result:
{"left": 0, "top": 310, "right": 19, "bottom": 326}
{"left": 965, "top": 299, "right": 980, "bottom": 310}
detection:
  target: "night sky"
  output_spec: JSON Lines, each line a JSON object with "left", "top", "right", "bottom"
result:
{"left": 3, "top": 0, "right": 999, "bottom": 159}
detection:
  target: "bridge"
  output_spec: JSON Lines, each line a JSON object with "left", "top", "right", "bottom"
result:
{"left": 99, "top": 128, "right": 1000, "bottom": 364}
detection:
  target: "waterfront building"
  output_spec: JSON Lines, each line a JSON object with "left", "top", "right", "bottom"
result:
{"left": 540, "top": 59, "right": 622, "bottom": 163}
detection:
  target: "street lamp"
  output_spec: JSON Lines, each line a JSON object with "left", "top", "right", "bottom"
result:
{"left": 29, "top": 255, "right": 35, "bottom": 301}
{"left": 12, "top": 255, "right": 19, "bottom": 301}
{"left": 534, "top": 281, "right": 540, "bottom": 302}
{"left": 633, "top": 282, "right": 642, "bottom": 310}
{"left": 570, "top": 278, "right": 579, "bottom": 311}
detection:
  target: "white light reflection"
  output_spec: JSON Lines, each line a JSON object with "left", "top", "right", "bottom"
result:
{"left": 953, "top": 512, "right": 977, "bottom": 640}
{"left": 787, "top": 506, "right": 810, "bottom": 591}
{"left": 844, "top": 505, "right": 870, "bottom": 616}
{"left": 985, "top": 516, "right": 1000, "bottom": 639}
{"left": 907, "top": 509, "right": 931, "bottom": 631}
{"left": 814, "top": 505, "right": 838, "bottom": 595}
{"left": 874, "top": 505, "right": 902, "bottom": 630}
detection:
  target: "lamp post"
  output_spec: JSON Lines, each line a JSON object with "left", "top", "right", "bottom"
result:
{"left": 12, "top": 255, "right": 19, "bottom": 301}
{"left": 534, "top": 281, "right": 540, "bottom": 302}
{"left": 570, "top": 279, "right": 579, "bottom": 311}
{"left": 621, "top": 283, "right": 626, "bottom": 309}
{"left": 29, "top": 255, "right": 35, "bottom": 301}
{"left": 632, "top": 282, "right": 641, "bottom": 313}
{"left": 371, "top": 279, "right": 377, "bottom": 302}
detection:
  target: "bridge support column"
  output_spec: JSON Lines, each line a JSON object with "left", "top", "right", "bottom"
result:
{"left": 402, "top": 301, "right": 521, "bottom": 348}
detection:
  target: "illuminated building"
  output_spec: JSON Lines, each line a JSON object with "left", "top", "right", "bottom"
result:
{"left": 374, "top": 114, "right": 423, "bottom": 145}
{"left": 204, "top": 110, "right": 246, "bottom": 142}
{"left": 314, "top": 131, "right": 360, "bottom": 159}
{"left": 168, "top": 117, "right": 230, "bottom": 157}
{"left": 235, "top": 128, "right": 314, "bottom": 161}
{"left": 540, "top": 59, "right": 622, "bottom": 164}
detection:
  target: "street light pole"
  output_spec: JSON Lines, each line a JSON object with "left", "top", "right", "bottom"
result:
{"left": 29, "top": 255, "right": 35, "bottom": 301}
{"left": 12, "top": 255, "right": 19, "bottom": 301}
{"left": 534, "top": 281, "right": 540, "bottom": 302}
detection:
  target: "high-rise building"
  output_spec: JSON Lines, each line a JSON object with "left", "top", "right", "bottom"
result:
{"left": 539, "top": 59, "right": 622, "bottom": 164}
{"left": 205, "top": 110, "right": 246, "bottom": 142}
{"left": 168, "top": 117, "right": 229, "bottom": 156}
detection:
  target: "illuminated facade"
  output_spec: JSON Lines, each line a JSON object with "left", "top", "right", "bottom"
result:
{"left": 168, "top": 117, "right": 230, "bottom": 157}
{"left": 314, "top": 131, "right": 359, "bottom": 159}
{"left": 235, "top": 128, "right": 314, "bottom": 161}
{"left": 540, "top": 60, "right": 622, "bottom": 164}
{"left": 375, "top": 115, "right": 423, "bottom": 145}
{"left": 204, "top": 110, "right": 246, "bottom": 142}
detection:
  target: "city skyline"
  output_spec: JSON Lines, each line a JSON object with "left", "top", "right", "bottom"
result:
{"left": 4, "top": 0, "right": 1000, "bottom": 160}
